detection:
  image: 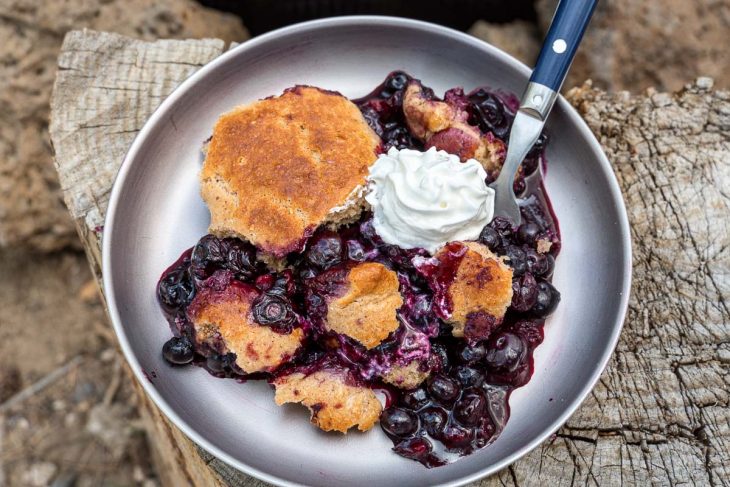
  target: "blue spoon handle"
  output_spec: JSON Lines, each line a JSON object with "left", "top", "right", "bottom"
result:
{"left": 530, "top": 0, "right": 598, "bottom": 93}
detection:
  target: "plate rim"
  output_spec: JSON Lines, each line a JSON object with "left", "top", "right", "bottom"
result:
{"left": 102, "top": 15, "right": 632, "bottom": 487}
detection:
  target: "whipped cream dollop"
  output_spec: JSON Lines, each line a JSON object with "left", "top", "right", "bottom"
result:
{"left": 365, "top": 147, "right": 495, "bottom": 254}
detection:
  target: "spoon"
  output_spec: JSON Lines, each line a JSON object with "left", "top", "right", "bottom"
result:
{"left": 490, "top": 0, "right": 598, "bottom": 225}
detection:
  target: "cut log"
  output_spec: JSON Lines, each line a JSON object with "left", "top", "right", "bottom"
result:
{"left": 49, "top": 29, "right": 729, "bottom": 486}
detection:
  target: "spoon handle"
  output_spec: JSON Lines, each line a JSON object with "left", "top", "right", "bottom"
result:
{"left": 521, "top": 0, "right": 598, "bottom": 121}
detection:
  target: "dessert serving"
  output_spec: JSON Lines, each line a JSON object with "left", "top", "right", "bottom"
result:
{"left": 156, "top": 72, "right": 561, "bottom": 467}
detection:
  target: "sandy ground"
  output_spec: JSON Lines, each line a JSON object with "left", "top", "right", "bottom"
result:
{"left": 0, "top": 250, "right": 156, "bottom": 486}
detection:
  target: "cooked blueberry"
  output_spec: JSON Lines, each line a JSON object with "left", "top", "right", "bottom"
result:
{"left": 525, "top": 248, "right": 551, "bottom": 276}
{"left": 268, "top": 270, "right": 295, "bottom": 297}
{"left": 252, "top": 294, "right": 296, "bottom": 330}
{"left": 299, "top": 267, "right": 318, "bottom": 280}
{"left": 452, "top": 366, "right": 485, "bottom": 388}
{"left": 463, "top": 311, "right": 498, "bottom": 341}
{"left": 532, "top": 280, "right": 560, "bottom": 317}
{"left": 401, "top": 388, "right": 429, "bottom": 410}
{"left": 485, "top": 332, "right": 526, "bottom": 372}
{"left": 427, "top": 374, "right": 460, "bottom": 404}
{"left": 454, "top": 392, "right": 487, "bottom": 426}
{"left": 511, "top": 273, "right": 538, "bottom": 312}
{"left": 191, "top": 235, "right": 225, "bottom": 270}
{"left": 224, "top": 239, "right": 257, "bottom": 278}
{"left": 381, "top": 407, "right": 419, "bottom": 438}
{"left": 511, "top": 319, "right": 544, "bottom": 347}
{"left": 306, "top": 233, "right": 343, "bottom": 269}
{"left": 489, "top": 217, "right": 515, "bottom": 240}
{"left": 457, "top": 342, "right": 486, "bottom": 364}
{"left": 359, "top": 219, "right": 382, "bottom": 246}
{"left": 429, "top": 343, "right": 450, "bottom": 371}
{"left": 441, "top": 423, "right": 472, "bottom": 448}
{"left": 474, "top": 417, "right": 496, "bottom": 446}
{"left": 386, "top": 72, "right": 410, "bottom": 91}
{"left": 346, "top": 240, "right": 366, "bottom": 261}
{"left": 393, "top": 437, "right": 432, "bottom": 460}
{"left": 505, "top": 246, "right": 527, "bottom": 276}
{"left": 162, "top": 336, "right": 194, "bottom": 365}
{"left": 517, "top": 223, "right": 540, "bottom": 245}
{"left": 479, "top": 226, "right": 502, "bottom": 252}
{"left": 420, "top": 406, "right": 448, "bottom": 437}
{"left": 360, "top": 106, "right": 384, "bottom": 135}
{"left": 206, "top": 354, "right": 225, "bottom": 373}
{"left": 468, "top": 90, "right": 510, "bottom": 139}
{"left": 157, "top": 268, "right": 195, "bottom": 310}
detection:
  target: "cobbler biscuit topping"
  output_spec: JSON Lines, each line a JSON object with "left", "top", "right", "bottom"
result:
{"left": 324, "top": 262, "right": 403, "bottom": 349}
{"left": 156, "top": 72, "right": 561, "bottom": 468}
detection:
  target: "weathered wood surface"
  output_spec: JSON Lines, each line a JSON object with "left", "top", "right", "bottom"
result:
{"left": 50, "top": 29, "right": 729, "bottom": 486}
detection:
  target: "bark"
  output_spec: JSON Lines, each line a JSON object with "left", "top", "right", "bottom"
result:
{"left": 49, "top": 30, "right": 729, "bottom": 486}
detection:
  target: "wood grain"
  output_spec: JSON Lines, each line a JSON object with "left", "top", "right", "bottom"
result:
{"left": 49, "top": 30, "right": 729, "bottom": 486}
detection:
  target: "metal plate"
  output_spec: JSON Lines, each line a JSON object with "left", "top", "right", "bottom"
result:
{"left": 103, "top": 17, "right": 631, "bottom": 487}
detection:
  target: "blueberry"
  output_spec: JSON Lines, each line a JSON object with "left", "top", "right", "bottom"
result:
{"left": 162, "top": 336, "right": 194, "bottom": 365}
{"left": 511, "top": 319, "right": 544, "bottom": 347}
{"left": 427, "top": 374, "right": 460, "bottom": 404}
{"left": 525, "top": 248, "right": 552, "bottom": 276}
{"left": 452, "top": 366, "right": 485, "bottom": 388}
{"left": 420, "top": 406, "right": 448, "bottom": 437}
{"left": 206, "top": 354, "right": 225, "bottom": 373}
{"left": 157, "top": 268, "right": 195, "bottom": 310}
{"left": 252, "top": 294, "right": 296, "bottom": 330}
{"left": 484, "top": 332, "right": 526, "bottom": 372}
{"left": 191, "top": 235, "right": 225, "bottom": 272}
{"left": 393, "top": 437, "right": 432, "bottom": 460}
{"left": 346, "top": 240, "right": 366, "bottom": 261}
{"left": 299, "top": 267, "right": 318, "bottom": 280}
{"left": 305, "top": 233, "right": 343, "bottom": 269}
{"left": 517, "top": 223, "right": 541, "bottom": 245}
{"left": 429, "top": 343, "right": 449, "bottom": 371}
{"left": 505, "top": 246, "right": 527, "bottom": 276}
{"left": 479, "top": 226, "right": 502, "bottom": 252}
{"left": 511, "top": 273, "right": 539, "bottom": 312}
{"left": 489, "top": 217, "right": 515, "bottom": 242}
{"left": 457, "top": 342, "right": 486, "bottom": 364}
{"left": 359, "top": 219, "right": 382, "bottom": 246}
{"left": 532, "top": 280, "right": 560, "bottom": 317}
{"left": 464, "top": 311, "right": 498, "bottom": 341}
{"left": 381, "top": 407, "right": 419, "bottom": 438}
{"left": 386, "top": 72, "right": 410, "bottom": 92}
{"left": 401, "top": 388, "right": 429, "bottom": 410}
{"left": 468, "top": 90, "right": 510, "bottom": 140}
{"left": 224, "top": 239, "right": 257, "bottom": 278}
{"left": 267, "top": 270, "right": 295, "bottom": 297}
{"left": 454, "top": 392, "right": 487, "bottom": 426}
{"left": 441, "top": 423, "right": 472, "bottom": 448}
{"left": 360, "top": 106, "right": 384, "bottom": 135}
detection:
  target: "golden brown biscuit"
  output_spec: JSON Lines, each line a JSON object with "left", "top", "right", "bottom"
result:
{"left": 444, "top": 242, "right": 513, "bottom": 337}
{"left": 273, "top": 370, "right": 382, "bottom": 433}
{"left": 420, "top": 241, "right": 513, "bottom": 340}
{"left": 380, "top": 361, "right": 430, "bottom": 389}
{"left": 325, "top": 262, "right": 403, "bottom": 349}
{"left": 187, "top": 281, "right": 304, "bottom": 373}
{"left": 201, "top": 86, "right": 381, "bottom": 257}
{"left": 403, "top": 81, "right": 506, "bottom": 173}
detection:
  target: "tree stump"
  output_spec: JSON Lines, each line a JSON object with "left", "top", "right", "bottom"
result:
{"left": 49, "top": 29, "right": 729, "bottom": 486}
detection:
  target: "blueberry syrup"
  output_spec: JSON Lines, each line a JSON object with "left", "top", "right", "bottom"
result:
{"left": 156, "top": 72, "right": 562, "bottom": 467}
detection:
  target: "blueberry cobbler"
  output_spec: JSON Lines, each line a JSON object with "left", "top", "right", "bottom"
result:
{"left": 157, "top": 72, "right": 560, "bottom": 467}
